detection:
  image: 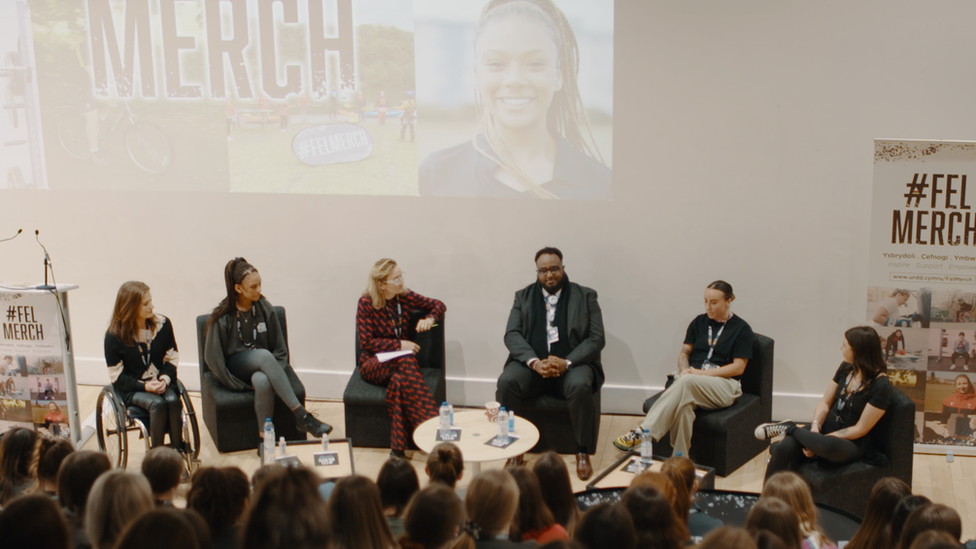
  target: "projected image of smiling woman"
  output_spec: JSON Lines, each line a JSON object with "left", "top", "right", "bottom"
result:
{"left": 420, "top": 0, "right": 611, "bottom": 199}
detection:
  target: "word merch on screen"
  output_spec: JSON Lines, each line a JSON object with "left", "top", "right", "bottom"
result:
{"left": 891, "top": 173, "right": 976, "bottom": 246}
{"left": 87, "top": 0, "right": 354, "bottom": 99}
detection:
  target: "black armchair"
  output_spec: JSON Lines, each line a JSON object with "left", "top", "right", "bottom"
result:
{"left": 342, "top": 310, "right": 447, "bottom": 449}
{"left": 194, "top": 306, "right": 307, "bottom": 453}
{"left": 642, "top": 333, "right": 775, "bottom": 477}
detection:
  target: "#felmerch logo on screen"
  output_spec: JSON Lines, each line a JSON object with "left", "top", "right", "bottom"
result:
{"left": 2, "top": 306, "right": 44, "bottom": 341}
{"left": 891, "top": 173, "right": 976, "bottom": 246}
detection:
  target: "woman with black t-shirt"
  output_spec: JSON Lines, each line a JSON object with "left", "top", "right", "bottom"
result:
{"left": 104, "top": 281, "right": 184, "bottom": 450}
{"left": 756, "top": 325, "right": 892, "bottom": 482}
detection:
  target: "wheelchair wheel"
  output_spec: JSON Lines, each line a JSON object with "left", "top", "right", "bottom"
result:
{"left": 95, "top": 387, "right": 128, "bottom": 469}
{"left": 174, "top": 379, "right": 201, "bottom": 463}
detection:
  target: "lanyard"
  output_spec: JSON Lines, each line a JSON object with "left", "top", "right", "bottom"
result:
{"left": 138, "top": 327, "right": 154, "bottom": 369}
{"left": 705, "top": 315, "right": 731, "bottom": 364}
{"left": 392, "top": 299, "right": 403, "bottom": 338}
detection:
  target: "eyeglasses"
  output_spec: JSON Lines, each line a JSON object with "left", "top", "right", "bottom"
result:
{"left": 537, "top": 266, "right": 563, "bottom": 275}
{"left": 383, "top": 273, "right": 404, "bottom": 285}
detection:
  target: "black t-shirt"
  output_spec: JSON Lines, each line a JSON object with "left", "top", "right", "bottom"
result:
{"left": 823, "top": 362, "right": 893, "bottom": 436}
{"left": 683, "top": 313, "right": 753, "bottom": 379}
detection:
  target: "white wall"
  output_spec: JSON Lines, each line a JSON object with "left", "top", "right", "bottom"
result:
{"left": 4, "top": 0, "right": 976, "bottom": 420}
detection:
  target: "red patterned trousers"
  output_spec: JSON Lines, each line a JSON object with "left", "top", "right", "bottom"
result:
{"left": 359, "top": 354, "right": 438, "bottom": 451}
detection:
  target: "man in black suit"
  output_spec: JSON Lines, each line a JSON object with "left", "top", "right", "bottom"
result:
{"left": 496, "top": 247, "right": 605, "bottom": 480}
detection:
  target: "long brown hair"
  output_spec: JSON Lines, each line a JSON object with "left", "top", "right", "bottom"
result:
{"left": 745, "top": 497, "right": 803, "bottom": 549}
{"left": 206, "top": 258, "right": 258, "bottom": 334}
{"left": 508, "top": 466, "right": 555, "bottom": 541}
{"left": 895, "top": 504, "right": 962, "bottom": 549}
{"left": 400, "top": 484, "right": 464, "bottom": 549}
{"left": 661, "top": 459, "right": 692, "bottom": 525}
{"left": 845, "top": 477, "right": 912, "bottom": 549}
{"left": 328, "top": 475, "right": 397, "bottom": 549}
{"left": 761, "top": 472, "right": 832, "bottom": 548}
{"left": 0, "top": 427, "right": 37, "bottom": 505}
{"left": 473, "top": 0, "right": 604, "bottom": 199}
{"left": 452, "top": 469, "right": 519, "bottom": 549}
{"left": 845, "top": 326, "right": 888, "bottom": 380}
{"left": 620, "top": 484, "right": 687, "bottom": 549}
{"left": 532, "top": 451, "right": 579, "bottom": 533}
{"left": 108, "top": 281, "right": 155, "bottom": 347}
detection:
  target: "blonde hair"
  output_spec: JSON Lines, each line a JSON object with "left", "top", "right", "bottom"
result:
{"left": 364, "top": 258, "right": 406, "bottom": 310}
{"left": 108, "top": 281, "right": 156, "bottom": 347}
{"left": 474, "top": 0, "right": 604, "bottom": 199}
{"left": 84, "top": 471, "right": 154, "bottom": 549}
{"left": 452, "top": 469, "right": 519, "bottom": 549}
{"left": 762, "top": 472, "right": 831, "bottom": 548}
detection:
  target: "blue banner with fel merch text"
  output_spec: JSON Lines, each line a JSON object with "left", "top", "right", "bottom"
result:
{"left": 868, "top": 139, "right": 976, "bottom": 454}
{"left": 0, "top": 291, "right": 70, "bottom": 439}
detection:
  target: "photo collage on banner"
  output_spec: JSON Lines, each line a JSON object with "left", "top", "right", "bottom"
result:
{"left": 868, "top": 140, "right": 976, "bottom": 451}
{"left": 0, "top": 290, "right": 71, "bottom": 440}
{"left": 15, "top": 0, "right": 613, "bottom": 198}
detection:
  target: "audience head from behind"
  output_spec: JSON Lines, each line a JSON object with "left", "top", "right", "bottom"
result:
{"left": 454, "top": 469, "right": 521, "bottom": 549}
{"left": 573, "top": 502, "right": 636, "bottom": 549}
{"left": 532, "top": 451, "right": 579, "bottom": 534}
{"left": 891, "top": 495, "right": 932, "bottom": 545}
{"left": 35, "top": 435, "right": 75, "bottom": 496}
{"left": 141, "top": 446, "right": 184, "bottom": 504}
{"left": 507, "top": 465, "right": 566, "bottom": 543}
{"left": 659, "top": 457, "right": 693, "bottom": 525}
{"left": 399, "top": 483, "right": 464, "bottom": 549}
{"left": 696, "top": 526, "right": 759, "bottom": 549}
{"left": 426, "top": 442, "right": 464, "bottom": 488}
{"left": 619, "top": 484, "right": 688, "bottom": 549}
{"left": 760, "top": 472, "right": 832, "bottom": 549}
{"left": 377, "top": 457, "right": 420, "bottom": 520}
{"left": 186, "top": 466, "right": 250, "bottom": 539}
{"left": 896, "top": 503, "right": 962, "bottom": 549}
{"left": 0, "top": 426, "right": 38, "bottom": 505}
{"left": 537, "top": 542, "right": 584, "bottom": 549}
{"left": 250, "top": 462, "right": 287, "bottom": 493}
{"left": 744, "top": 497, "right": 803, "bottom": 549}
{"left": 241, "top": 465, "right": 331, "bottom": 549}
{"left": 0, "top": 494, "right": 72, "bottom": 549}
{"left": 57, "top": 449, "right": 112, "bottom": 543}
{"left": 906, "top": 530, "right": 965, "bottom": 549}
{"left": 84, "top": 470, "right": 155, "bottom": 549}
{"left": 845, "top": 476, "right": 912, "bottom": 549}
{"left": 752, "top": 530, "right": 788, "bottom": 549}
{"left": 114, "top": 507, "right": 207, "bottom": 549}
{"left": 328, "top": 474, "right": 397, "bottom": 549}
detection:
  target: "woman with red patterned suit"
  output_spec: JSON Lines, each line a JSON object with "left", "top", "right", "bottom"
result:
{"left": 357, "top": 259, "right": 445, "bottom": 458}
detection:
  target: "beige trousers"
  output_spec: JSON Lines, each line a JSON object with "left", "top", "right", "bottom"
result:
{"left": 639, "top": 374, "right": 741, "bottom": 456}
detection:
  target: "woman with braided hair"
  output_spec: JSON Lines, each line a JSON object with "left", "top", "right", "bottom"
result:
{"left": 205, "top": 257, "right": 331, "bottom": 441}
{"left": 420, "top": 0, "right": 610, "bottom": 199}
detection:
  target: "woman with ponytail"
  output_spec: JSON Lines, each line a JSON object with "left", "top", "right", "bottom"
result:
{"left": 204, "top": 258, "right": 331, "bottom": 440}
{"left": 420, "top": 0, "right": 611, "bottom": 200}
{"left": 451, "top": 469, "right": 534, "bottom": 549}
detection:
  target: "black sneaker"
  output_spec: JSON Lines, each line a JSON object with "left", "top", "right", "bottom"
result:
{"left": 295, "top": 410, "right": 333, "bottom": 437}
{"left": 754, "top": 420, "right": 795, "bottom": 440}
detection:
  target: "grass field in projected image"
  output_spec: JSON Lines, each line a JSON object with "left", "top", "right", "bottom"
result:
{"left": 228, "top": 118, "right": 419, "bottom": 195}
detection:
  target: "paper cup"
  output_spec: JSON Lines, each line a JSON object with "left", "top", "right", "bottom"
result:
{"left": 485, "top": 401, "right": 501, "bottom": 422}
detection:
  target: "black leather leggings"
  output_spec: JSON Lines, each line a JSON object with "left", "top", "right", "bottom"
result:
{"left": 130, "top": 385, "right": 184, "bottom": 449}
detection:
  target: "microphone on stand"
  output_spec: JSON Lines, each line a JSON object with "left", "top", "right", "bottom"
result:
{"left": 35, "top": 230, "right": 55, "bottom": 290}
{"left": 0, "top": 229, "right": 22, "bottom": 243}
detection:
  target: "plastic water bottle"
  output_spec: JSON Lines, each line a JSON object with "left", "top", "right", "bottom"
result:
{"left": 321, "top": 435, "right": 329, "bottom": 452}
{"left": 640, "top": 428, "right": 653, "bottom": 465}
{"left": 278, "top": 436, "right": 287, "bottom": 456}
{"left": 508, "top": 409, "right": 516, "bottom": 434}
{"left": 439, "top": 401, "right": 451, "bottom": 435}
{"left": 448, "top": 403, "right": 455, "bottom": 426}
{"left": 263, "top": 417, "right": 275, "bottom": 464}
{"left": 498, "top": 407, "right": 509, "bottom": 441}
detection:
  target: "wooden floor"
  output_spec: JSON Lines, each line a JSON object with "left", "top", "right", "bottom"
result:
{"left": 73, "top": 385, "right": 975, "bottom": 540}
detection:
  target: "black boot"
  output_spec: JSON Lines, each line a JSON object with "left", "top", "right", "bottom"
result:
{"left": 293, "top": 407, "right": 333, "bottom": 437}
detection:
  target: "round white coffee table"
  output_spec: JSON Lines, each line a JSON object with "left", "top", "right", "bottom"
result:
{"left": 413, "top": 409, "right": 540, "bottom": 474}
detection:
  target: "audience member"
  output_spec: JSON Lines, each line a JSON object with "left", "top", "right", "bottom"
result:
{"left": 114, "top": 507, "right": 204, "bottom": 549}
{"left": 241, "top": 466, "right": 331, "bottom": 549}
{"left": 619, "top": 484, "right": 687, "bottom": 549}
{"left": 907, "top": 530, "right": 964, "bottom": 549}
{"left": 142, "top": 446, "right": 184, "bottom": 506}
{"left": 845, "top": 477, "right": 912, "bottom": 549}
{"left": 744, "top": 497, "right": 803, "bottom": 549}
{"left": 659, "top": 458, "right": 692, "bottom": 523}
{"left": 250, "top": 462, "right": 286, "bottom": 492}
{"left": 377, "top": 457, "right": 420, "bottom": 538}
{"left": 57, "top": 450, "right": 112, "bottom": 549}
{"left": 328, "top": 474, "right": 398, "bottom": 549}
{"left": 34, "top": 436, "right": 74, "bottom": 497}
{"left": 537, "top": 542, "right": 583, "bottom": 549}
{"left": 508, "top": 466, "right": 568, "bottom": 543}
{"left": 761, "top": 472, "right": 836, "bottom": 549}
{"left": 662, "top": 455, "right": 723, "bottom": 540}
{"left": 426, "top": 442, "right": 464, "bottom": 489}
{"left": 890, "top": 495, "right": 932, "bottom": 545}
{"left": 399, "top": 484, "right": 464, "bottom": 549}
{"left": 573, "top": 502, "right": 636, "bottom": 549}
{"left": 0, "top": 426, "right": 37, "bottom": 505}
{"left": 187, "top": 466, "right": 250, "bottom": 549}
{"left": 753, "top": 530, "right": 789, "bottom": 549}
{"left": 896, "top": 504, "right": 962, "bottom": 549}
{"left": 532, "top": 452, "right": 579, "bottom": 535}
{"left": 0, "top": 494, "right": 72, "bottom": 549}
{"left": 84, "top": 470, "right": 155, "bottom": 549}
{"left": 452, "top": 469, "right": 532, "bottom": 549}
{"left": 697, "top": 526, "right": 759, "bottom": 549}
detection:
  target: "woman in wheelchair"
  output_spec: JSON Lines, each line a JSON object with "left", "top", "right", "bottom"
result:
{"left": 104, "top": 281, "right": 185, "bottom": 450}
{"left": 204, "top": 257, "right": 331, "bottom": 439}
{"left": 755, "top": 326, "right": 892, "bottom": 483}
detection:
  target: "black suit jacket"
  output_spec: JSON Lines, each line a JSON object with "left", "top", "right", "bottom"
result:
{"left": 503, "top": 282, "right": 605, "bottom": 390}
